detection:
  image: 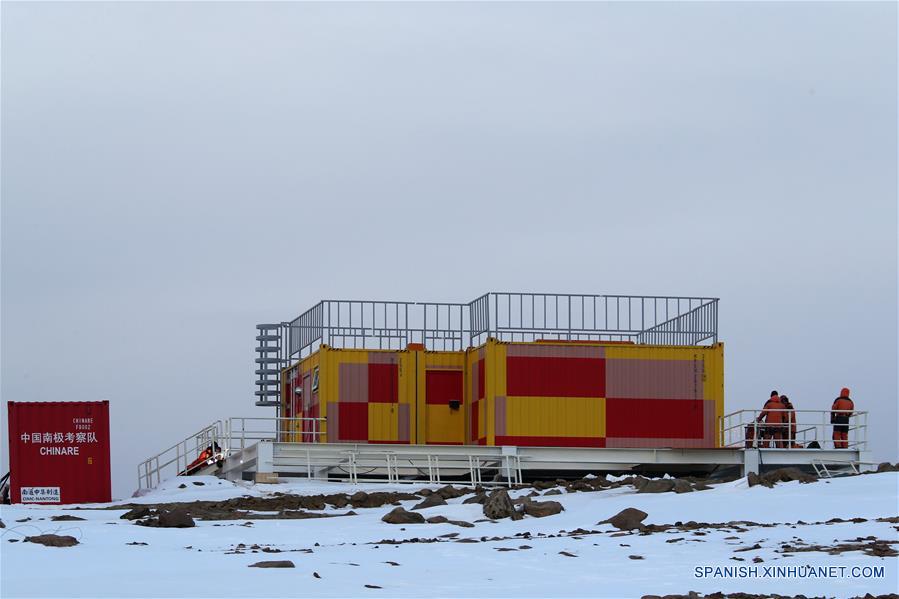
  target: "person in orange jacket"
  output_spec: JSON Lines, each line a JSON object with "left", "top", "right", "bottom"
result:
{"left": 757, "top": 390, "right": 786, "bottom": 448}
{"left": 780, "top": 395, "right": 800, "bottom": 448}
{"left": 831, "top": 388, "right": 854, "bottom": 449}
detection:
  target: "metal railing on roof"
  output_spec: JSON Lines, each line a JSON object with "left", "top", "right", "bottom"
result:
{"left": 719, "top": 409, "right": 868, "bottom": 451}
{"left": 268, "top": 292, "right": 719, "bottom": 364}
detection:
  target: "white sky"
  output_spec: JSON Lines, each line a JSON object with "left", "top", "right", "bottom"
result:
{"left": 2, "top": 2, "right": 896, "bottom": 499}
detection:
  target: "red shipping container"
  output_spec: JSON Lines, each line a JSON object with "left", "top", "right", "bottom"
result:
{"left": 7, "top": 401, "right": 111, "bottom": 504}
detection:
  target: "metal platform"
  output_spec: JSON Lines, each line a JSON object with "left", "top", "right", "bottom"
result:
{"left": 137, "top": 414, "right": 870, "bottom": 491}
{"left": 220, "top": 441, "right": 866, "bottom": 485}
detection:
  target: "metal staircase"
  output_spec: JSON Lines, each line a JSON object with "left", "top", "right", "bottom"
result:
{"left": 254, "top": 323, "right": 283, "bottom": 408}
{"left": 137, "top": 421, "right": 224, "bottom": 490}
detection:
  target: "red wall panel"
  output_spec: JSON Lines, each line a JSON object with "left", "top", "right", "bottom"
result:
{"left": 425, "top": 370, "right": 463, "bottom": 405}
{"left": 338, "top": 403, "right": 368, "bottom": 441}
{"left": 495, "top": 435, "right": 606, "bottom": 448}
{"left": 506, "top": 356, "right": 605, "bottom": 398}
{"left": 367, "top": 363, "right": 398, "bottom": 403}
{"left": 605, "top": 398, "right": 705, "bottom": 439}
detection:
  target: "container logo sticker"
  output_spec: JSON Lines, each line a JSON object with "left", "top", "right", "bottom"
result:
{"left": 20, "top": 487, "right": 61, "bottom": 503}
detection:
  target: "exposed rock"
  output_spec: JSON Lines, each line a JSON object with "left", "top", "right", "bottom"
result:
{"left": 483, "top": 489, "right": 522, "bottom": 521}
{"left": 748, "top": 468, "right": 817, "bottom": 488}
{"left": 126, "top": 541, "right": 148, "bottom": 545}
{"left": 558, "top": 551, "right": 577, "bottom": 557}
{"left": 0, "top": 519, "right": 4, "bottom": 528}
{"left": 51, "top": 515, "right": 85, "bottom": 521}
{"left": 462, "top": 493, "right": 487, "bottom": 505}
{"left": 381, "top": 507, "right": 425, "bottom": 525}
{"left": 356, "top": 492, "right": 417, "bottom": 509}
{"left": 423, "top": 516, "right": 474, "bottom": 528}
{"left": 25, "top": 534, "right": 79, "bottom": 547}
{"left": 636, "top": 479, "right": 675, "bottom": 494}
{"left": 600, "top": 507, "right": 649, "bottom": 531}
{"left": 158, "top": 509, "right": 195, "bottom": 528}
{"left": 672, "top": 480, "right": 694, "bottom": 494}
{"left": 412, "top": 494, "right": 447, "bottom": 510}
{"left": 325, "top": 494, "right": 350, "bottom": 509}
{"left": 178, "top": 484, "right": 187, "bottom": 489}
{"left": 120, "top": 507, "right": 151, "bottom": 521}
{"left": 523, "top": 500, "right": 564, "bottom": 518}
{"left": 364, "top": 584, "right": 382, "bottom": 589}
{"left": 566, "top": 481, "right": 595, "bottom": 493}
{"left": 248, "top": 560, "right": 295, "bottom": 568}
{"left": 875, "top": 462, "right": 899, "bottom": 473}
{"left": 434, "top": 485, "right": 469, "bottom": 500}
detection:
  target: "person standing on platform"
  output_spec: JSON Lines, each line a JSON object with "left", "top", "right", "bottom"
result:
{"left": 831, "top": 388, "right": 855, "bottom": 449}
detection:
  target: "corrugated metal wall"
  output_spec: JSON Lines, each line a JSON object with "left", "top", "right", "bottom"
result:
{"left": 281, "top": 339, "right": 724, "bottom": 448}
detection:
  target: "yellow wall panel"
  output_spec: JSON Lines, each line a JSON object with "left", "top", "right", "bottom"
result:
{"left": 425, "top": 405, "right": 465, "bottom": 444}
{"left": 368, "top": 402, "right": 400, "bottom": 441}
{"left": 504, "top": 396, "right": 605, "bottom": 438}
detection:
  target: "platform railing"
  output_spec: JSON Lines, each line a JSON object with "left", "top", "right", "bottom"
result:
{"left": 719, "top": 409, "right": 867, "bottom": 451}
{"left": 274, "top": 443, "right": 524, "bottom": 487}
{"left": 137, "top": 421, "right": 224, "bottom": 490}
{"left": 225, "top": 416, "right": 327, "bottom": 452}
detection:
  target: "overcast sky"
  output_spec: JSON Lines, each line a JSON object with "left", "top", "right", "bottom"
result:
{"left": 2, "top": 2, "right": 896, "bottom": 499}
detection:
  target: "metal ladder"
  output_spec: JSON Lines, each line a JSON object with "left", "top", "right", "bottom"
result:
{"left": 255, "top": 323, "right": 283, "bottom": 408}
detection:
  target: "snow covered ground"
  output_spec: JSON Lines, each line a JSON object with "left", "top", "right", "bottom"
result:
{"left": 1, "top": 473, "right": 896, "bottom": 598}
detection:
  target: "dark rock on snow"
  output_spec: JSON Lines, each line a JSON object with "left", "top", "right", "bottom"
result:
{"left": 600, "top": 507, "right": 649, "bottom": 531}
{"left": 636, "top": 479, "right": 675, "bottom": 494}
{"left": 482, "top": 489, "right": 522, "bottom": 521}
{"left": 747, "top": 468, "right": 817, "bottom": 488}
{"left": 462, "top": 493, "right": 487, "bottom": 505}
{"left": 523, "top": 500, "right": 564, "bottom": 518}
{"left": 673, "top": 480, "right": 695, "bottom": 494}
{"left": 434, "top": 485, "right": 469, "bottom": 500}
{"left": 248, "top": 560, "right": 295, "bottom": 568}
{"left": 25, "top": 534, "right": 79, "bottom": 547}
{"left": 158, "top": 509, "right": 196, "bottom": 528}
{"left": 381, "top": 507, "right": 425, "bottom": 525}
{"left": 120, "top": 507, "right": 151, "bottom": 521}
{"left": 412, "top": 494, "right": 447, "bottom": 510}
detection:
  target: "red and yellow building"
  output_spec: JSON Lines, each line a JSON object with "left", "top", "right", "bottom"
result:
{"left": 281, "top": 338, "right": 724, "bottom": 449}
